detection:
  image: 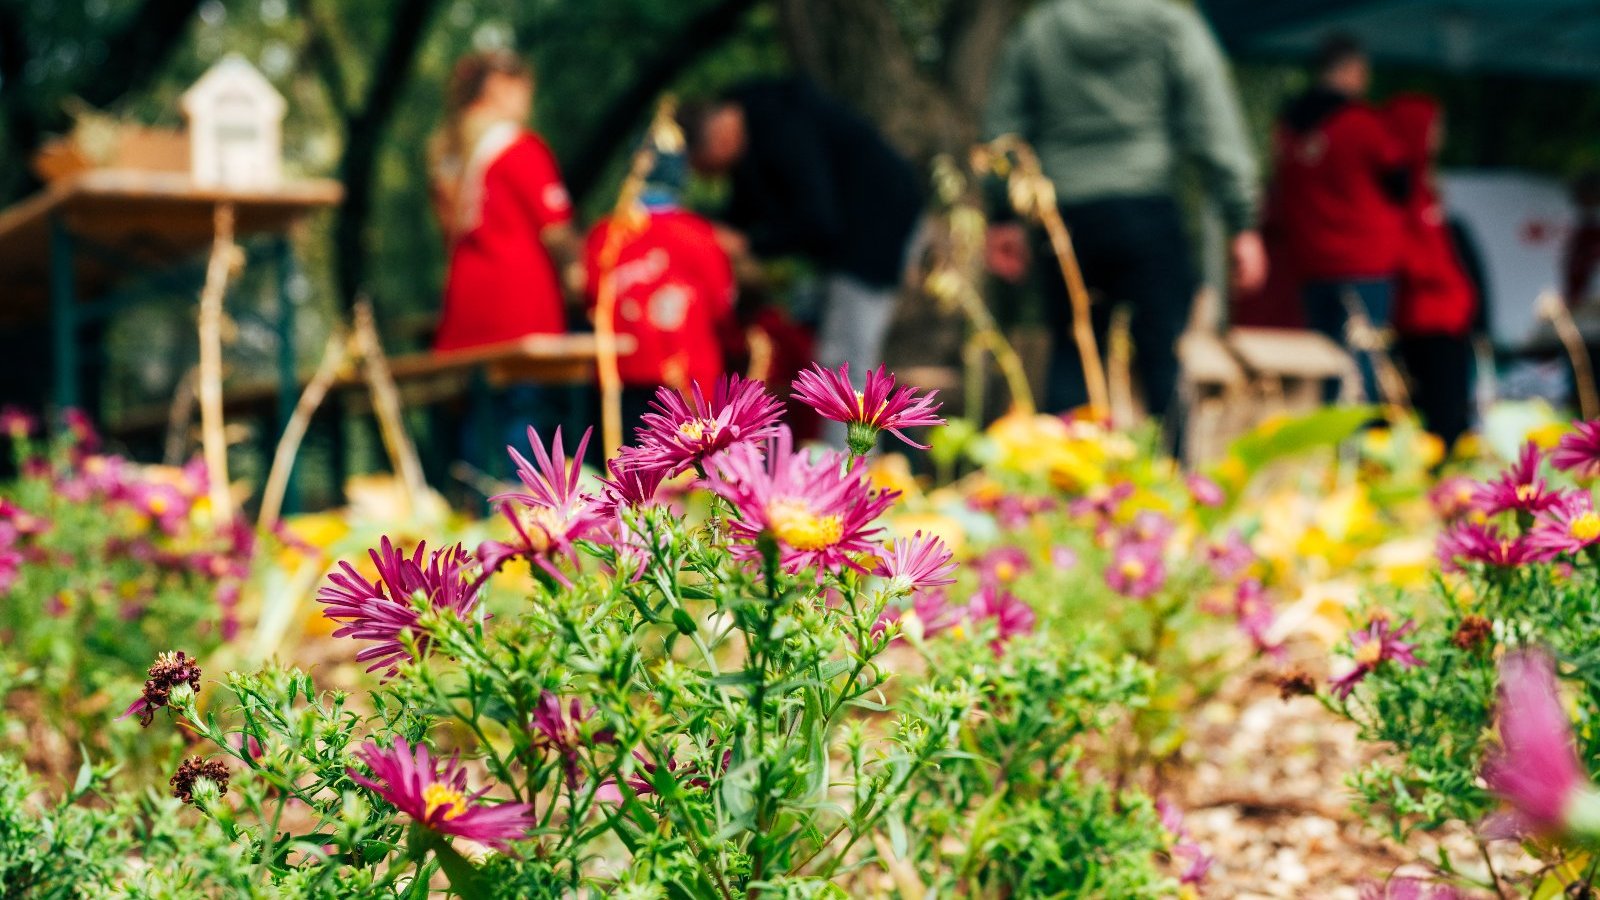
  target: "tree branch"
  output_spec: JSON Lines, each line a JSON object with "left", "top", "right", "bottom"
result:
{"left": 77, "top": 0, "right": 206, "bottom": 109}
{"left": 292, "top": 0, "right": 357, "bottom": 119}
{"left": 560, "top": 0, "right": 763, "bottom": 204}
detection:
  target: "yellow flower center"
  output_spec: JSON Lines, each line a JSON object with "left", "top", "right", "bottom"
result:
{"left": 995, "top": 561, "right": 1017, "bottom": 582}
{"left": 1354, "top": 640, "right": 1384, "bottom": 666}
{"left": 517, "top": 507, "right": 566, "bottom": 554}
{"left": 148, "top": 495, "right": 169, "bottom": 515}
{"left": 1571, "top": 512, "right": 1600, "bottom": 542}
{"left": 949, "top": 621, "right": 967, "bottom": 641}
{"left": 1515, "top": 484, "right": 1537, "bottom": 502}
{"left": 1119, "top": 559, "right": 1146, "bottom": 580}
{"left": 423, "top": 783, "right": 468, "bottom": 822}
{"left": 678, "top": 419, "right": 715, "bottom": 443}
{"left": 767, "top": 499, "right": 844, "bottom": 551}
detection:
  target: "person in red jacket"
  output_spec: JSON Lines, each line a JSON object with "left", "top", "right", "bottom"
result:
{"left": 428, "top": 51, "right": 587, "bottom": 473}
{"left": 1265, "top": 34, "right": 1409, "bottom": 402}
{"left": 1384, "top": 93, "right": 1477, "bottom": 449}
{"left": 584, "top": 150, "right": 740, "bottom": 438}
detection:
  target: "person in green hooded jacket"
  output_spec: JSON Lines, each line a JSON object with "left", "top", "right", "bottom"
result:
{"left": 983, "top": 0, "right": 1264, "bottom": 421}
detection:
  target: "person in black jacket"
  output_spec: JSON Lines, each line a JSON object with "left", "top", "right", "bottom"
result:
{"left": 678, "top": 78, "right": 924, "bottom": 442}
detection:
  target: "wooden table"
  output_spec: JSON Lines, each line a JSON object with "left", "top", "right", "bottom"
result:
{"left": 0, "top": 169, "right": 342, "bottom": 424}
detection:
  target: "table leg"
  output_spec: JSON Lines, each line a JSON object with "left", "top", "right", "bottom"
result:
{"left": 273, "top": 236, "right": 300, "bottom": 514}
{"left": 49, "top": 216, "right": 78, "bottom": 421}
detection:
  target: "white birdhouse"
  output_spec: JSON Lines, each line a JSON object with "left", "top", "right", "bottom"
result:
{"left": 181, "top": 55, "right": 286, "bottom": 190}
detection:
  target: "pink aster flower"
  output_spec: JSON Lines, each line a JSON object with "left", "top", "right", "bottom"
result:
{"left": 1329, "top": 617, "right": 1422, "bottom": 700}
{"left": 1359, "top": 878, "right": 1461, "bottom": 900}
{"left": 0, "top": 406, "right": 37, "bottom": 440}
{"left": 1105, "top": 541, "right": 1166, "bottom": 598}
{"left": 1553, "top": 420, "right": 1600, "bottom": 479}
{"left": 1234, "top": 578, "right": 1280, "bottom": 656}
{"left": 530, "top": 691, "right": 614, "bottom": 788}
{"left": 634, "top": 375, "right": 784, "bottom": 477}
{"left": 969, "top": 492, "right": 1057, "bottom": 530}
{"left": 1205, "top": 529, "right": 1255, "bottom": 581}
{"left": 876, "top": 587, "right": 969, "bottom": 642}
{"left": 974, "top": 545, "right": 1030, "bottom": 587}
{"left": 1429, "top": 475, "right": 1480, "bottom": 521}
{"left": 1528, "top": 492, "right": 1600, "bottom": 555}
{"left": 1481, "top": 649, "right": 1600, "bottom": 841}
{"left": 1186, "top": 472, "right": 1225, "bottom": 507}
{"left": 967, "top": 585, "right": 1036, "bottom": 653}
{"left": 596, "top": 445, "right": 669, "bottom": 519}
{"left": 704, "top": 427, "right": 895, "bottom": 575}
{"left": 482, "top": 427, "right": 605, "bottom": 587}
{"left": 1437, "top": 521, "right": 1556, "bottom": 571}
{"left": 61, "top": 408, "right": 99, "bottom": 453}
{"left": 1068, "top": 482, "right": 1135, "bottom": 521}
{"left": 0, "top": 499, "right": 48, "bottom": 538}
{"left": 348, "top": 738, "right": 532, "bottom": 851}
{"left": 317, "top": 537, "right": 482, "bottom": 677}
{"left": 1474, "top": 442, "right": 1560, "bottom": 516}
{"left": 875, "top": 531, "right": 956, "bottom": 596}
{"left": 1156, "top": 799, "right": 1214, "bottom": 886}
{"left": 790, "top": 362, "right": 944, "bottom": 453}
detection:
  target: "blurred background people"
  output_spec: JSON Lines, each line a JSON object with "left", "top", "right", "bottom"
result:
{"left": 428, "top": 50, "right": 586, "bottom": 469}
{"left": 583, "top": 144, "right": 739, "bottom": 438}
{"left": 1264, "top": 34, "right": 1408, "bottom": 402}
{"left": 982, "top": 0, "right": 1265, "bottom": 422}
{"left": 677, "top": 77, "right": 924, "bottom": 445}
{"left": 1384, "top": 93, "right": 1477, "bottom": 448}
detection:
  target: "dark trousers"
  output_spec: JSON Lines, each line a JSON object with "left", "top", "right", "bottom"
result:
{"left": 1397, "top": 333, "right": 1473, "bottom": 450}
{"left": 1038, "top": 196, "right": 1195, "bottom": 418}
{"left": 1301, "top": 278, "right": 1394, "bottom": 403}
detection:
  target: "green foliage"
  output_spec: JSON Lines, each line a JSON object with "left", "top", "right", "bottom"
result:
{"left": 0, "top": 753, "right": 133, "bottom": 899}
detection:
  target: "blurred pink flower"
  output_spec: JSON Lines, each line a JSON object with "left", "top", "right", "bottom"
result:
{"left": 705, "top": 427, "right": 894, "bottom": 576}
{"left": 1235, "top": 578, "right": 1279, "bottom": 655}
{"left": 1481, "top": 649, "right": 1594, "bottom": 839}
{"left": 1068, "top": 482, "right": 1135, "bottom": 522}
{"left": 1205, "top": 529, "right": 1255, "bottom": 581}
{"left": 974, "top": 545, "right": 1030, "bottom": 587}
{"left": 790, "top": 362, "right": 944, "bottom": 452}
{"left": 1437, "top": 521, "right": 1556, "bottom": 571}
{"left": 1553, "top": 419, "right": 1600, "bottom": 479}
{"left": 967, "top": 585, "right": 1035, "bottom": 653}
{"left": 634, "top": 375, "right": 783, "bottom": 477}
{"left": 1329, "top": 617, "right": 1422, "bottom": 700}
{"left": 1105, "top": 541, "right": 1166, "bottom": 598}
{"left": 1429, "top": 475, "right": 1479, "bottom": 521}
{"left": 317, "top": 538, "right": 481, "bottom": 677}
{"left": 349, "top": 738, "right": 532, "bottom": 850}
{"left": 0, "top": 406, "right": 38, "bottom": 440}
{"left": 1186, "top": 472, "right": 1225, "bottom": 507}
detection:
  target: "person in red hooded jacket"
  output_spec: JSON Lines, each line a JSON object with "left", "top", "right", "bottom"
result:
{"left": 1383, "top": 93, "right": 1476, "bottom": 449}
{"left": 583, "top": 148, "right": 741, "bottom": 438}
{"left": 1265, "top": 34, "right": 1409, "bottom": 402}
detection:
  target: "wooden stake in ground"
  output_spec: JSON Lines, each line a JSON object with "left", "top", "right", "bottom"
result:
{"left": 976, "top": 137, "right": 1110, "bottom": 417}
{"left": 197, "top": 202, "right": 240, "bottom": 523}
{"left": 1340, "top": 289, "right": 1410, "bottom": 416}
{"left": 258, "top": 330, "right": 348, "bottom": 530}
{"left": 1538, "top": 290, "right": 1600, "bottom": 420}
{"left": 353, "top": 300, "right": 427, "bottom": 516}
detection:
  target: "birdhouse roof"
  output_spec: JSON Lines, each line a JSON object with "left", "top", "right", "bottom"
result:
{"left": 181, "top": 54, "right": 286, "bottom": 118}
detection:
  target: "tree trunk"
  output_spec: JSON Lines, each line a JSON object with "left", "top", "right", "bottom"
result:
{"left": 560, "top": 0, "right": 764, "bottom": 204}
{"left": 775, "top": 0, "right": 1022, "bottom": 166}
{"left": 332, "top": 0, "right": 444, "bottom": 310}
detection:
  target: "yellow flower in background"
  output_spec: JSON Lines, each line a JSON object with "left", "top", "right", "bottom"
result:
{"left": 1527, "top": 420, "right": 1569, "bottom": 450}
{"left": 1369, "top": 537, "right": 1436, "bottom": 588}
{"left": 868, "top": 454, "right": 924, "bottom": 504}
{"left": 884, "top": 511, "right": 967, "bottom": 557}
{"left": 1314, "top": 483, "right": 1378, "bottom": 545}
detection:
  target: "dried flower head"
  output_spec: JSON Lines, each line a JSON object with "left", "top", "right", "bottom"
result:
{"left": 1452, "top": 614, "right": 1494, "bottom": 651}
{"left": 170, "top": 756, "right": 229, "bottom": 804}
{"left": 1276, "top": 669, "right": 1317, "bottom": 700}
{"left": 122, "top": 650, "right": 202, "bottom": 727}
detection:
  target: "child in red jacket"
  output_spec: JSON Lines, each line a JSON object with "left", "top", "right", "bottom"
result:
{"left": 1384, "top": 93, "right": 1476, "bottom": 448}
{"left": 584, "top": 151, "right": 739, "bottom": 438}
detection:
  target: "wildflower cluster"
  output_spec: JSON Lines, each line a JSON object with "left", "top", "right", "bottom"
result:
{"left": 116, "top": 367, "right": 1173, "bottom": 897}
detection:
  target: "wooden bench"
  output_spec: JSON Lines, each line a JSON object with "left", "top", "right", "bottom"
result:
{"left": 108, "top": 332, "right": 635, "bottom": 436}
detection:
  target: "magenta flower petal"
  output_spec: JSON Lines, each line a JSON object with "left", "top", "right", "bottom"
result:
{"left": 1553, "top": 420, "right": 1600, "bottom": 479}
{"left": 875, "top": 531, "right": 957, "bottom": 594}
{"left": 1481, "top": 649, "right": 1587, "bottom": 836}
{"left": 316, "top": 537, "right": 481, "bottom": 677}
{"left": 349, "top": 738, "right": 532, "bottom": 850}
{"left": 790, "top": 362, "right": 944, "bottom": 451}
{"left": 633, "top": 375, "right": 784, "bottom": 477}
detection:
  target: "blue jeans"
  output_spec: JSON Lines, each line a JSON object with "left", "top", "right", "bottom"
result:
{"left": 1302, "top": 278, "right": 1394, "bottom": 403}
